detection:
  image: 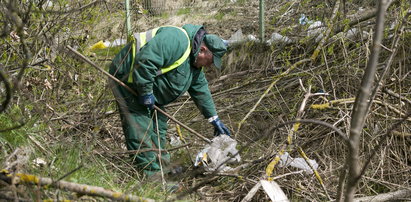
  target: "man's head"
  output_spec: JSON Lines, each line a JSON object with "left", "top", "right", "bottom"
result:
{"left": 193, "top": 34, "right": 227, "bottom": 69}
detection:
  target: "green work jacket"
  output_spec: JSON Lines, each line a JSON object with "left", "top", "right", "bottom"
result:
{"left": 109, "top": 24, "right": 217, "bottom": 118}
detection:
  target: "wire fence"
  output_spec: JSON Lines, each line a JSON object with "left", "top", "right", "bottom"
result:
{"left": 111, "top": 0, "right": 264, "bottom": 41}
{"left": 130, "top": 0, "right": 203, "bottom": 14}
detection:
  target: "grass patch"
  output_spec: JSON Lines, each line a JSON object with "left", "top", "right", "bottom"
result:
{"left": 0, "top": 104, "right": 39, "bottom": 146}
{"left": 214, "top": 12, "right": 225, "bottom": 20}
{"left": 177, "top": 8, "right": 191, "bottom": 15}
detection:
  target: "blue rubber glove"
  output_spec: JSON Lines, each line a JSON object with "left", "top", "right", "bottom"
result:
{"left": 209, "top": 116, "right": 231, "bottom": 136}
{"left": 139, "top": 93, "right": 155, "bottom": 110}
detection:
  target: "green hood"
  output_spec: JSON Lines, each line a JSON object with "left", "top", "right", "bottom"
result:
{"left": 182, "top": 24, "right": 206, "bottom": 59}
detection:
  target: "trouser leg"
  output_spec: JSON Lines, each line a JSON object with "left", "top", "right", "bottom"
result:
{"left": 112, "top": 84, "right": 170, "bottom": 175}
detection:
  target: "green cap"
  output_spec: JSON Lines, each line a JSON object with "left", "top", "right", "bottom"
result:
{"left": 204, "top": 34, "right": 227, "bottom": 69}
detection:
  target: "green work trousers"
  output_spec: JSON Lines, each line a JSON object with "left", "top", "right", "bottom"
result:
{"left": 112, "top": 83, "right": 170, "bottom": 176}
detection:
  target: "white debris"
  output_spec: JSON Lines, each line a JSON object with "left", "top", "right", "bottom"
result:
{"left": 169, "top": 134, "right": 182, "bottom": 147}
{"left": 333, "top": 28, "right": 370, "bottom": 41}
{"left": 247, "top": 34, "right": 258, "bottom": 41}
{"left": 33, "top": 158, "right": 47, "bottom": 168}
{"left": 267, "top": 32, "right": 293, "bottom": 45}
{"left": 110, "top": 39, "right": 127, "bottom": 47}
{"left": 224, "top": 29, "right": 245, "bottom": 46}
{"left": 194, "top": 135, "right": 241, "bottom": 172}
{"left": 261, "top": 180, "right": 289, "bottom": 202}
{"left": 278, "top": 152, "right": 319, "bottom": 174}
{"left": 299, "top": 14, "right": 313, "bottom": 25}
{"left": 307, "top": 21, "right": 325, "bottom": 42}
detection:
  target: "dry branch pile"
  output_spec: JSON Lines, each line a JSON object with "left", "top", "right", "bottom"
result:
{"left": 0, "top": 0, "right": 410, "bottom": 201}
{"left": 160, "top": 0, "right": 411, "bottom": 201}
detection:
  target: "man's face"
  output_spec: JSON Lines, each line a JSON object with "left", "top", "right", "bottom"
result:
{"left": 193, "top": 46, "right": 213, "bottom": 68}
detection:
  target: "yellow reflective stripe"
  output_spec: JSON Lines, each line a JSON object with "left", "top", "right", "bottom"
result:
{"left": 128, "top": 28, "right": 160, "bottom": 83}
{"left": 128, "top": 26, "right": 191, "bottom": 82}
{"left": 140, "top": 32, "right": 146, "bottom": 47}
{"left": 152, "top": 28, "right": 159, "bottom": 37}
{"left": 157, "top": 27, "right": 190, "bottom": 76}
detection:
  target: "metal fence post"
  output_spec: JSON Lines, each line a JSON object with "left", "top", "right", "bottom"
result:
{"left": 125, "top": 0, "right": 132, "bottom": 40}
{"left": 259, "top": 0, "right": 265, "bottom": 42}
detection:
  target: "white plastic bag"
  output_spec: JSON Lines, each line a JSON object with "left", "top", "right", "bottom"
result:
{"left": 278, "top": 152, "right": 319, "bottom": 174}
{"left": 267, "top": 32, "right": 293, "bottom": 45}
{"left": 261, "top": 180, "right": 289, "bottom": 202}
{"left": 307, "top": 21, "right": 325, "bottom": 42}
{"left": 223, "top": 29, "right": 246, "bottom": 46}
{"left": 195, "top": 135, "right": 241, "bottom": 172}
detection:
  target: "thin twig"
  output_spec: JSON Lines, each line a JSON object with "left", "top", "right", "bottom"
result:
{"left": 357, "top": 110, "right": 411, "bottom": 182}
{"left": 52, "top": 165, "right": 83, "bottom": 186}
{"left": 235, "top": 58, "right": 311, "bottom": 137}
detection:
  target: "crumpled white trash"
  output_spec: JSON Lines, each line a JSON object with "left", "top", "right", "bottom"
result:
{"left": 195, "top": 135, "right": 241, "bottom": 172}
{"left": 278, "top": 152, "right": 319, "bottom": 174}
{"left": 307, "top": 21, "right": 325, "bottom": 42}
{"left": 267, "top": 32, "right": 293, "bottom": 45}
{"left": 223, "top": 29, "right": 244, "bottom": 46}
{"left": 169, "top": 134, "right": 182, "bottom": 147}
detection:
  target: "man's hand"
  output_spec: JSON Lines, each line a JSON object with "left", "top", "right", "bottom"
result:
{"left": 139, "top": 94, "right": 155, "bottom": 110}
{"left": 209, "top": 116, "right": 231, "bottom": 136}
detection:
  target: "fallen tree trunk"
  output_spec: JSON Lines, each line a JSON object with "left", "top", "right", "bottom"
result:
{"left": 2, "top": 173, "right": 154, "bottom": 202}
{"left": 353, "top": 189, "right": 411, "bottom": 202}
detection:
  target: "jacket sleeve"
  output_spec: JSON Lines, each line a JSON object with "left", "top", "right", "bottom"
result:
{"left": 188, "top": 71, "right": 217, "bottom": 118}
{"left": 132, "top": 28, "right": 188, "bottom": 95}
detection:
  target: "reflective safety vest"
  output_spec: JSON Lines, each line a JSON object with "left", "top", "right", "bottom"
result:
{"left": 127, "top": 26, "right": 191, "bottom": 83}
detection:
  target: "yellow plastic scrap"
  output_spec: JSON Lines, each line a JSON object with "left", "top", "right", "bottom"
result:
{"left": 89, "top": 40, "right": 109, "bottom": 51}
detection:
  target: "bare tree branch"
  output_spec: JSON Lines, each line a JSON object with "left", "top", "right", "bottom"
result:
{"left": 344, "top": 0, "right": 390, "bottom": 201}
{"left": 1, "top": 173, "right": 154, "bottom": 202}
{"left": 353, "top": 189, "right": 411, "bottom": 202}
{"left": 0, "top": 66, "right": 11, "bottom": 113}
